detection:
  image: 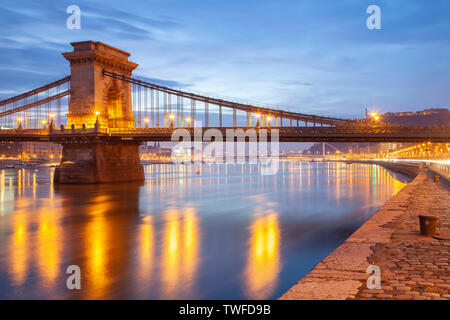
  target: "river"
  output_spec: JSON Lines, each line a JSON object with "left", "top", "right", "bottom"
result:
{"left": 0, "top": 161, "right": 408, "bottom": 299}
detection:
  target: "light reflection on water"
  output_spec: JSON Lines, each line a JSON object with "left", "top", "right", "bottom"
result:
{"left": 0, "top": 162, "right": 408, "bottom": 299}
{"left": 245, "top": 213, "right": 280, "bottom": 299}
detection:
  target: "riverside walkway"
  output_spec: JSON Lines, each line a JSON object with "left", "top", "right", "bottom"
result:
{"left": 280, "top": 167, "right": 450, "bottom": 300}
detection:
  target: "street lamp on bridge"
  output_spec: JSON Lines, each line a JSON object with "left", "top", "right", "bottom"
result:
{"left": 255, "top": 113, "right": 261, "bottom": 127}
{"left": 186, "top": 117, "right": 191, "bottom": 128}
{"left": 370, "top": 111, "right": 380, "bottom": 122}
{"left": 94, "top": 111, "right": 100, "bottom": 129}
{"left": 17, "top": 117, "right": 23, "bottom": 129}
{"left": 169, "top": 114, "right": 175, "bottom": 128}
{"left": 49, "top": 113, "right": 55, "bottom": 129}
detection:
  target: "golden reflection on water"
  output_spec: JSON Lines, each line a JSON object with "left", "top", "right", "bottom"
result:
{"left": 138, "top": 215, "right": 154, "bottom": 284}
{"left": 162, "top": 208, "right": 180, "bottom": 297}
{"left": 244, "top": 213, "right": 280, "bottom": 299}
{"left": 17, "top": 169, "right": 21, "bottom": 197}
{"left": 393, "top": 175, "right": 407, "bottom": 194}
{"left": 83, "top": 195, "right": 112, "bottom": 299}
{"left": 10, "top": 213, "right": 28, "bottom": 285}
{"left": 182, "top": 208, "right": 199, "bottom": 283}
{"left": 37, "top": 207, "right": 61, "bottom": 285}
{"left": 32, "top": 172, "right": 36, "bottom": 199}
{"left": 161, "top": 207, "right": 199, "bottom": 298}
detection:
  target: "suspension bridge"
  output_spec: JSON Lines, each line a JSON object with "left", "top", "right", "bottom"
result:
{"left": 0, "top": 41, "right": 448, "bottom": 183}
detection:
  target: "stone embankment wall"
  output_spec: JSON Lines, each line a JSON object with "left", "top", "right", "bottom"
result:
{"left": 368, "top": 161, "right": 421, "bottom": 179}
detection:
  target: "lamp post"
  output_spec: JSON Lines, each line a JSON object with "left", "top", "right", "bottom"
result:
{"left": 267, "top": 116, "right": 272, "bottom": 128}
{"left": 49, "top": 113, "right": 55, "bottom": 130}
{"left": 186, "top": 117, "right": 191, "bottom": 128}
{"left": 17, "top": 117, "right": 23, "bottom": 130}
{"left": 94, "top": 111, "right": 100, "bottom": 129}
{"left": 169, "top": 114, "right": 175, "bottom": 128}
{"left": 144, "top": 117, "right": 149, "bottom": 128}
{"left": 370, "top": 111, "right": 380, "bottom": 123}
{"left": 255, "top": 113, "right": 261, "bottom": 127}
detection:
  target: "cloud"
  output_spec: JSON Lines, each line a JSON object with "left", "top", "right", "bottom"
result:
{"left": 280, "top": 81, "right": 313, "bottom": 88}
{"left": 0, "top": 45, "right": 68, "bottom": 99}
{"left": 81, "top": 3, "right": 181, "bottom": 31}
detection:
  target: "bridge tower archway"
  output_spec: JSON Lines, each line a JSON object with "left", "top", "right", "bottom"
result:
{"left": 104, "top": 81, "right": 126, "bottom": 128}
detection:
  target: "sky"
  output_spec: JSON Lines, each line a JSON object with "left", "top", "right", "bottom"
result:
{"left": 0, "top": 0, "right": 449, "bottom": 120}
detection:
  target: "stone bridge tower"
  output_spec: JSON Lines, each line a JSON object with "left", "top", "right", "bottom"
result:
{"left": 54, "top": 41, "right": 144, "bottom": 184}
{"left": 63, "top": 41, "right": 137, "bottom": 129}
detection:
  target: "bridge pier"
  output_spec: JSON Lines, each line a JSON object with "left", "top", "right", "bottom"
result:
{"left": 54, "top": 138, "right": 144, "bottom": 184}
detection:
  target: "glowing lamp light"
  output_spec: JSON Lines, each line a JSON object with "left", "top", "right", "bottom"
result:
{"left": 169, "top": 114, "right": 175, "bottom": 120}
{"left": 95, "top": 111, "right": 100, "bottom": 116}
{"left": 17, "top": 117, "right": 23, "bottom": 122}
{"left": 144, "top": 118, "right": 149, "bottom": 123}
{"left": 374, "top": 115, "right": 379, "bottom": 121}
{"left": 49, "top": 113, "right": 55, "bottom": 118}
{"left": 186, "top": 117, "right": 191, "bottom": 122}
{"left": 255, "top": 114, "right": 261, "bottom": 119}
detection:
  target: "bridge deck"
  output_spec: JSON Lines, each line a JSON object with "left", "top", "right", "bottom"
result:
{"left": 0, "top": 126, "right": 448, "bottom": 143}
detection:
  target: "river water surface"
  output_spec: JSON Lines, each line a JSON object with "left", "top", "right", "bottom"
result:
{"left": 0, "top": 161, "right": 408, "bottom": 299}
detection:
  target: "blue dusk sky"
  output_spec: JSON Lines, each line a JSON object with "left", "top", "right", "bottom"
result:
{"left": 0, "top": 0, "right": 449, "bottom": 119}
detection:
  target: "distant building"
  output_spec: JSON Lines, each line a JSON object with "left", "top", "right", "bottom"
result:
{"left": 0, "top": 142, "right": 22, "bottom": 157}
{"left": 378, "top": 142, "right": 405, "bottom": 153}
{"left": 0, "top": 141, "right": 62, "bottom": 158}
{"left": 172, "top": 147, "right": 192, "bottom": 158}
{"left": 21, "top": 142, "right": 62, "bottom": 159}
{"left": 377, "top": 108, "right": 449, "bottom": 126}
{"left": 140, "top": 142, "right": 172, "bottom": 157}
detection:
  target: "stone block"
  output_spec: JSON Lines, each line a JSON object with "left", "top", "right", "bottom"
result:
{"left": 54, "top": 140, "right": 144, "bottom": 184}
